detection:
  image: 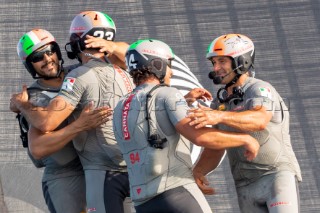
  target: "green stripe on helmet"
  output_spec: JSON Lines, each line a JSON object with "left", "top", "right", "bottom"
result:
{"left": 128, "top": 40, "right": 145, "bottom": 50}
{"left": 20, "top": 34, "right": 36, "bottom": 57}
{"left": 101, "top": 12, "right": 116, "bottom": 29}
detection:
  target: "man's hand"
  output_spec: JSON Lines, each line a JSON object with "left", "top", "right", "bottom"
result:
{"left": 187, "top": 106, "right": 222, "bottom": 128}
{"left": 84, "top": 35, "right": 116, "bottom": 56}
{"left": 184, "top": 88, "right": 212, "bottom": 105}
{"left": 10, "top": 101, "right": 20, "bottom": 113}
{"left": 73, "top": 101, "right": 113, "bottom": 131}
{"left": 243, "top": 137, "right": 260, "bottom": 161}
{"left": 184, "top": 88, "right": 212, "bottom": 106}
{"left": 10, "top": 85, "right": 29, "bottom": 113}
{"left": 193, "top": 170, "right": 215, "bottom": 195}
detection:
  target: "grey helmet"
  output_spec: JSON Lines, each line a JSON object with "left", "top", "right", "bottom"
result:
{"left": 125, "top": 39, "right": 175, "bottom": 82}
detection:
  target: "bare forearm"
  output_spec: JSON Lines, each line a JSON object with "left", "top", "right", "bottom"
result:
{"left": 109, "top": 57, "right": 127, "bottom": 70}
{"left": 193, "top": 148, "right": 225, "bottom": 175}
{"left": 28, "top": 122, "right": 83, "bottom": 159}
{"left": 219, "top": 109, "right": 270, "bottom": 132}
{"left": 176, "top": 118, "right": 253, "bottom": 150}
{"left": 113, "top": 42, "right": 128, "bottom": 60}
{"left": 108, "top": 42, "right": 129, "bottom": 69}
{"left": 18, "top": 102, "right": 49, "bottom": 130}
{"left": 28, "top": 104, "right": 112, "bottom": 159}
{"left": 19, "top": 97, "right": 73, "bottom": 132}
{"left": 195, "top": 128, "right": 253, "bottom": 149}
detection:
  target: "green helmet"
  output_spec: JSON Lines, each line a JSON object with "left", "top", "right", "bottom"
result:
{"left": 17, "top": 29, "right": 62, "bottom": 78}
{"left": 125, "top": 39, "right": 175, "bottom": 81}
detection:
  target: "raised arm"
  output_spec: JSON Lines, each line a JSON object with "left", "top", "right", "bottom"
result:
{"left": 84, "top": 35, "right": 129, "bottom": 69}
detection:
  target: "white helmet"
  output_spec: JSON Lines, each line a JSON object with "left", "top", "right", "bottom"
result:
{"left": 125, "top": 39, "right": 174, "bottom": 82}
{"left": 17, "top": 29, "right": 62, "bottom": 78}
{"left": 207, "top": 34, "right": 255, "bottom": 74}
{"left": 66, "top": 11, "right": 116, "bottom": 60}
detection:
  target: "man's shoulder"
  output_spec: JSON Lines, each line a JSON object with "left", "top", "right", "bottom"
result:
{"left": 64, "top": 63, "right": 81, "bottom": 73}
{"left": 245, "top": 77, "right": 279, "bottom": 100}
{"left": 28, "top": 80, "right": 40, "bottom": 90}
{"left": 85, "top": 59, "right": 113, "bottom": 70}
{"left": 157, "top": 86, "right": 184, "bottom": 100}
{"left": 64, "top": 63, "right": 97, "bottom": 81}
{"left": 69, "top": 63, "right": 91, "bottom": 73}
{"left": 28, "top": 81, "right": 59, "bottom": 94}
{"left": 246, "top": 77, "right": 274, "bottom": 91}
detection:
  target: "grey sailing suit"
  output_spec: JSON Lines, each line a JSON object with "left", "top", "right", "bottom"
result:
{"left": 28, "top": 80, "right": 85, "bottom": 213}
{"left": 59, "top": 59, "right": 134, "bottom": 213}
{"left": 113, "top": 83, "right": 212, "bottom": 213}
{"left": 212, "top": 77, "right": 301, "bottom": 213}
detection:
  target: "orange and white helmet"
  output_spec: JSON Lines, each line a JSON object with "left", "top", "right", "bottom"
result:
{"left": 69, "top": 11, "right": 116, "bottom": 40}
{"left": 66, "top": 11, "right": 116, "bottom": 60}
{"left": 206, "top": 34, "right": 255, "bottom": 74}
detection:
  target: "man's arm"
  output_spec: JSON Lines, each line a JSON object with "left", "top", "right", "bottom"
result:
{"left": 28, "top": 103, "right": 112, "bottom": 159}
{"left": 84, "top": 35, "right": 129, "bottom": 69}
{"left": 175, "top": 117, "right": 259, "bottom": 161}
{"left": 192, "top": 148, "right": 225, "bottom": 194}
{"left": 188, "top": 105, "right": 272, "bottom": 132}
{"left": 10, "top": 86, "right": 74, "bottom": 132}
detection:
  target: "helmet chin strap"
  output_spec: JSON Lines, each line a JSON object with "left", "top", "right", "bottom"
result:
{"left": 214, "top": 69, "right": 243, "bottom": 104}
{"left": 225, "top": 73, "right": 241, "bottom": 90}
{"left": 217, "top": 73, "right": 243, "bottom": 104}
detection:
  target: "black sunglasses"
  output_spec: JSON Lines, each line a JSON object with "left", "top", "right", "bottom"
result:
{"left": 29, "top": 45, "right": 56, "bottom": 63}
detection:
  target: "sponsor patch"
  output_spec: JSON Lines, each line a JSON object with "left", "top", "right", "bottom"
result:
{"left": 87, "top": 207, "right": 96, "bottom": 212}
{"left": 62, "top": 77, "right": 76, "bottom": 92}
{"left": 259, "top": 87, "right": 272, "bottom": 99}
{"left": 270, "top": 201, "right": 291, "bottom": 208}
{"left": 122, "top": 94, "right": 135, "bottom": 140}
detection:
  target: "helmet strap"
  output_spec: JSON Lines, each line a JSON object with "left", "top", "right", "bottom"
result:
{"left": 217, "top": 73, "right": 243, "bottom": 104}
{"left": 225, "top": 73, "right": 241, "bottom": 90}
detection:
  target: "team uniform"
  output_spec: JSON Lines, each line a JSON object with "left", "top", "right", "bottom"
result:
{"left": 113, "top": 83, "right": 212, "bottom": 213}
{"left": 212, "top": 77, "right": 302, "bottom": 213}
{"left": 59, "top": 59, "right": 134, "bottom": 213}
{"left": 28, "top": 80, "right": 85, "bottom": 213}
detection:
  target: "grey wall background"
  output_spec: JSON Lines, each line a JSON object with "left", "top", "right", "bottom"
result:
{"left": 0, "top": 0, "right": 319, "bottom": 212}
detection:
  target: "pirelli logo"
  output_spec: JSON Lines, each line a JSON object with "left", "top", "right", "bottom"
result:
{"left": 122, "top": 93, "right": 135, "bottom": 140}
